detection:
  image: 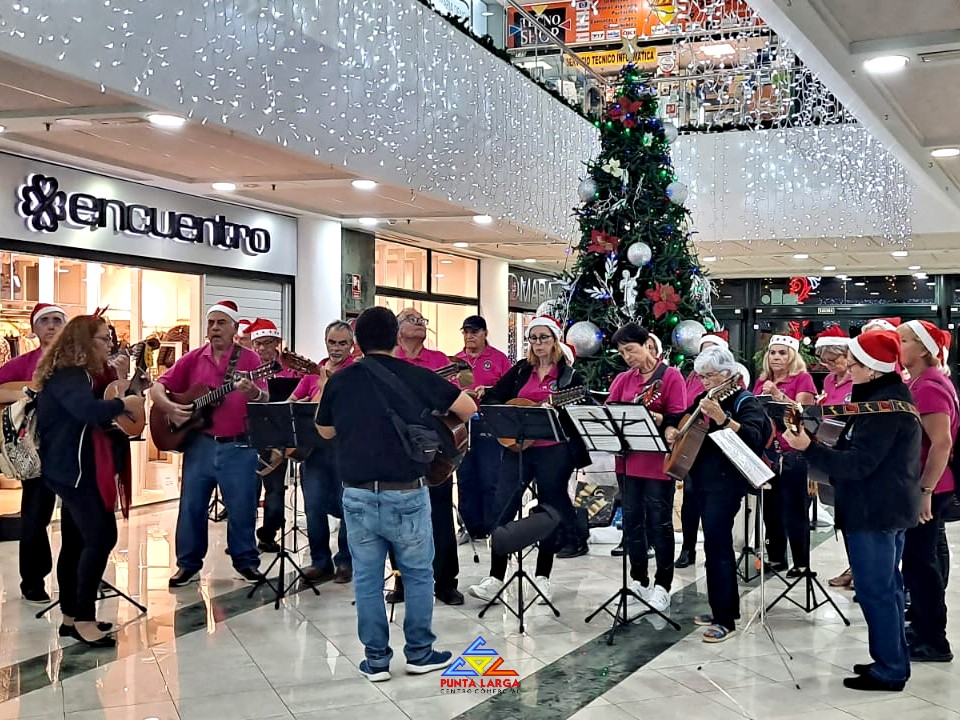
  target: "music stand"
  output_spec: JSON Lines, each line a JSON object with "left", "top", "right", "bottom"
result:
{"left": 567, "top": 404, "right": 681, "bottom": 644}
{"left": 245, "top": 402, "right": 324, "bottom": 608}
{"left": 35, "top": 579, "right": 147, "bottom": 620}
{"left": 476, "top": 404, "right": 565, "bottom": 633}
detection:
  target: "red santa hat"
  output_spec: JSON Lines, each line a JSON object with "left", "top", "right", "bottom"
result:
{"left": 863, "top": 317, "right": 901, "bottom": 333}
{"left": 249, "top": 318, "right": 282, "bottom": 341}
{"left": 237, "top": 318, "right": 252, "bottom": 335}
{"left": 560, "top": 342, "right": 576, "bottom": 366}
{"left": 769, "top": 334, "right": 800, "bottom": 352}
{"left": 815, "top": 325, "right": 849, "bottom": 350}
{"left": 30, "top": 302, "right": 66, "bottom": 327}
{"left": 904, "top": 320, "right": 951, "bottom": 366}
{"left": 207, "top": 300, "right": 240, "bottom": 324}
{"left": 849, "top": 330, "right": 901, "bottom": 374}
{"left": 699, "top": 331, "right": 729, "bottom": 351}
{"left": 527, "top": 315, "right": 562, "bottom": 341}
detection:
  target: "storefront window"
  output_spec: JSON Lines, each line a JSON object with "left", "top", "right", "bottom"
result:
{"left": 375, "top": 296, "right": 478, "bottom": 354}
{"left": 431, "top": 252, "right": 478, "bottom": 298}
{"left": 375, "top": 240, "right": 427, "bottom": 292}
{"left": 759, "top": 275, "right": 937, "bottom": 306}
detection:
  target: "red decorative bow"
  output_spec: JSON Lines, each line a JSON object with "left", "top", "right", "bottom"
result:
{"left": 587, "top": 229, "right": 620, "bottom": 255}
{"left": 645, "top": 282, "right": 680, "bottom": 319}
{"left": 608, "top": 96, "right": 643, "bottom": 128}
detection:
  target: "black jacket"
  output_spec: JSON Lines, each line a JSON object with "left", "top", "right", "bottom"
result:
{"left": 805, "top": 373, "right": 921, "bottom": 533}
{"left": 482, "top": 358, "right": 592, "bottom": 469}
{"left": 36, "top": 367, "right": 125, "bottom": 495}
{"left": 665, "top": 389, "right": 771, "bottom": 493}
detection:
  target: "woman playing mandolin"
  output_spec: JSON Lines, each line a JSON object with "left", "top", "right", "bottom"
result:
{"left": 753, "top": 334, "right": 817, "bottom": 576}
{"left": 663, "top": 347, "right": 771, "bottom": 643}
{"left": 468, "top": 316, "right": 589, "bottom": 604}
{"left": 606, "top": 323, "right": 686, "bottom": 613}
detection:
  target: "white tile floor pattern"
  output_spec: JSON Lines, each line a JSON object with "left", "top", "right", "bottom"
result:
{"left": 1, "top": 497, "right": 959, "bottom": 719}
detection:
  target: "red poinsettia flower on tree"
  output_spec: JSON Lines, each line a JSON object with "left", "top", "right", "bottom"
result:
{"left": 645, "top": 282, "right": 680, "bottom": 319}
{"left": 587, "top": 229, "right": 620, "bottom": 255}
{"left": 608, "top": 96, "right": 643, "bottom": 128}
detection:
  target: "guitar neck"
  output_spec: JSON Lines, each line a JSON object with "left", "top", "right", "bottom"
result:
{"left": 190, "top": 364, "right": 277, "bottom": 409}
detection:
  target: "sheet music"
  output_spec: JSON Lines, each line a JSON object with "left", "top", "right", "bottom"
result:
{"left": 708, "top": 428, "right": 775, "bottom": 489}
{"left": 605, "top": 405, "right": 668, "bottom": 453}
{"left": 564, "top": 406, "right": 620, "bottom": 452}
{"left": 565, "top": 405, "right": 668, "bottom": 454}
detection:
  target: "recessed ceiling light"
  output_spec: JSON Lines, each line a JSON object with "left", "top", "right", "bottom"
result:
{"left": 472, "top": 214, "right": 493, "bottom": 225}
{"left": 453, "top": 242, "right": 469, "bottom": 248}
{"left": 211, "top": 182, "right": 236, "bottom": 192}
{"left": 358, "top": 217, "right": 379, "bottom": 227}
{"left": 146, "top": 113, "right": 187, "bottom": 129}
{"left": 793, "top": 253, "right": 809, "bottom": 260}
{"left": 863, "top": 55, "right": 909, "bottom": 73}
{"left": 524, "top": 258, "right": 537, "bottom": 264}
{"left": 931, "top": 147, "right": 960, "bottom": 158}
{"left": 702, "top": 256, "right": 717, "bottom": 262}
{"left": 908, "top": 265, "right": 922, "bottom": 270}
{"left": 351, "top": 179, "right": 378, "bottom": 190}
{"left": 890, "top": 250, "right": 909, "bottom": 257}
{"left": 822, "top": 265, "right": 836, "bottom": 271}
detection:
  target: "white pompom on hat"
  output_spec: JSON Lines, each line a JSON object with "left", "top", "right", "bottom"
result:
{"left": 848, "top": 330, "right": 901, "bottom": 374}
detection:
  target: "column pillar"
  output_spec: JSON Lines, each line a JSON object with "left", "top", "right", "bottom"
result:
{"left": 479, "top": 258, "right": 509, "bottom": 351}
{"left": 295, "top": 217, "right": 342, "bottom": 361}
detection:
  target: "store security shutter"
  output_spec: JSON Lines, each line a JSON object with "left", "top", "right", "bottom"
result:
{"left": 203, "top": 275, "right": 289, "bottom": 337}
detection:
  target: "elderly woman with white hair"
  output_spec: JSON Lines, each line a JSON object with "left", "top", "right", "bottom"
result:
{"left": 662, "top": 347, "right": 771, "bottom": 642}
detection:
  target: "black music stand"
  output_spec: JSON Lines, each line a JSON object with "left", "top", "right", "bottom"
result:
{"left": 35, "top": 579, "right": 146, "bottom": 621}
{"left": 567, "top": 404, "right": 681, "bottom": 644}
{"left": 476, "top": 404, "right": 565, "bottom": 633}
{"left": 245, "top": 402, "right": 323, "bottom": 608}
{"left": 736, "top": 492, "right": 763, "bottom": 583}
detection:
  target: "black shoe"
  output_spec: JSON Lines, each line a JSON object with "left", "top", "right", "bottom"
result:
{"left": 168, "top": 568, "right": 199, "bottom": 588}
{"left": 68, "top": 626, "right": 117, "bottom": 649}
{"left": 257, "top": 540, "right": 282, "bottom": 553}
{"left": 436, "top": 588, "right": 465, "bottom": 606}
{"left": 767, "top": 560, "right": 788, "bottom": 573}
{"left": 236, "top": 567, "right": 265, "bottom": 584}
{"left": 557, "top": 542, "right": 588, "bottom": 559}
{"left": 611, "top": 543, "right": 625, "bottom": 557}
{"left": 785, "top": 566, "right": 808, "bottom": 579}
{"left": 853, "top": 662, "right": 874, "bottom": 675}
{"left": 302, "top": 565, "right": 335, "bottom": 583}
{"left": 675, "top": 549, "right": 695, "bottom": 568}
{"left": 842, "top": 674, "right": 904, "bottom": 692}
{"left": 21, "top": 587, "right": 51, "bottom": 604}
{"left": 60, "top": 621, "right": 113, "bottom": 637}
{"left": 910, "top": 643, "right": 953, "bottom": 663}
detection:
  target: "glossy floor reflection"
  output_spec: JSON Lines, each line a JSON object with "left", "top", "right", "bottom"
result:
{"left": 1, "top": 498, "right": 959, "bottom": 720}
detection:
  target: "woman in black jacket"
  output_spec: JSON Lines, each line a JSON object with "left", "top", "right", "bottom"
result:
{"left": 663, "top": 346, "right": 771, "bottom": 643}
{"left": 33, "top": 314, "right": 142, "bottom": 648}
{"left": 784, "top": 330, "right": 921, "bottom": 692}
{"left": 467, "top": 316, "right": 588, "bottom": 605}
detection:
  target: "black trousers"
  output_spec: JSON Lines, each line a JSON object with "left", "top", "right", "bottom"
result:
{"left": 680, "top": 479, "right": 700, "bottom": 554}
{"left": 19, "top": 479, "right": 56, "bottom": 594}
{"left": 429, "top": 480, "right": 459, "bottom": 592}
{"left": 55, "top": 481, "right": 118, "bottom": 621}
{"left": 456, "top": 421, "right": 502, "bottom": 537}
{"left": 622, "top": 476, "right": 675, "bottom": 589}
{"left": 490, "top": 444, "right": 574, "bottom": 580}
{"left": 699, "top": 487, "right": 745, "bottom": 630}
{"left": 258, "top": 451, "right": 287, "bottom": 539}
{"left": 903, "top": 492, "right": 952, "bottom": 652}
{"left": 763, "top": 452, "right": 811, "bottom": 568}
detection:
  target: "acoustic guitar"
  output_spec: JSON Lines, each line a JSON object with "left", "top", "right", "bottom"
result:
{"left": 496, "top": 385, "right": 592, "bottom": 451}
{"left": 424, "top": 357, "right": 474, "bottom": 487}
{"left": 104, "top": 338, "right": 161, "bottom": 437}
{"left": 663, "top": 375, "right": 741, "bottom": 480}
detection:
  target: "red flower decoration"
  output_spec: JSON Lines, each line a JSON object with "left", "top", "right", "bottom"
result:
{"left": 645, "top": 282, "right": 680, "bottom": 319}
{"left": 587, "top": 229, "right": 620, "bottom": 255}
{"left": 608, "top": 96, "right": 643, "bottom": 128}
{"left": 788, "top": 276, "right": 812, "bottom": 303}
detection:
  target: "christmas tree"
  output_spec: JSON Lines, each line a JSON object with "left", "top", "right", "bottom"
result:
{"left": 555, "top": 63, "right": 719, "bottom": 391}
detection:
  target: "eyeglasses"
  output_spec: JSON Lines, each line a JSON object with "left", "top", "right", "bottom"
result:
{"left": 528, "top": 334, "right": 554, "bottom": 344}
{"left": 401, "top": 316, "right": 428, "bottom": 326}
{"left": 92, "top": 334, "right": 112, "bottom": 344}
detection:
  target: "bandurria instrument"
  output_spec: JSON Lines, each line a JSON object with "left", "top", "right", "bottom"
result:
{"left": 782, "top": 399, "right": 919, "bottom": 449}
{"left": 663, "top": 375, "right": 741, "bottom": 480}
{"left": 496, "top": 385, "right": 592, "bottom": 451}
{"left": 104, "top": 338, "right": 160, "bottom": 437}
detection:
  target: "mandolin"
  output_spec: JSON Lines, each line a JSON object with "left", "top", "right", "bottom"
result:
{"left": 104, "top": 338, "right": 160, "bottom": 437}
{"left": 663, "top": 375, "right": 741, "bottom": 480}
{"left": 496, "top": 385, "right": 592, "bottom": 451}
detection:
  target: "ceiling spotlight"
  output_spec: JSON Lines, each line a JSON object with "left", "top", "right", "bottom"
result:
{"left": 524, "top": 258, "right": 538, "bottom": 264}
{"left": 472, "top": 214, "right": 493, "bottom": 225}
{"left": 453, "top": 242, "right": 469, "bottom": 248}
{"left": 211, "top": 182, "right": 237, "bottom": 192}
{"left": 793, "top": 253, "right": 809, "bottom": 260}
{"left": 890, "top": 250, "right": 909, "bottom": 257}
{"left": 146, "top": 113, "right": 187, "bottom": 129}
{"left": 358, "top": 217, "right": 379, "bottom": 227}
{"left": 702, "top": 256, "right": 717, "bottom": 262}
{"left": 931, "top": 148, "right": 960, "bottom": 158}
{"left": 822, "top": 265, "right": 836, "bottom": 271}
{"left": 908, "top": 265, "right": 922, "bottom": 270}
{"left": 351, "top": 179, "right": 378, "bottom": 190}
{"left": 863, "top": 55, "right": 909, "bottom": 74}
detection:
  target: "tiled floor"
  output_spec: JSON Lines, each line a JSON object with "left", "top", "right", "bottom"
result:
{"left": 1, "top": 494, "right": 959, "bottom": 720}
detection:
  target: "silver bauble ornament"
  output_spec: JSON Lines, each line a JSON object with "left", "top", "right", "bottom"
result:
{"left": 627, "top": 242, "right": 652, "bottom": 267}
{"left": 666, "top": 181, "right": 689, "bottom": 205}
{"left": 566, "top": 321, "right": 603, "bottom": 357}
{"left": 673, "top": 319, "right": 706, "bottom": 356}
{"left": 663, "top": 121, "right": 679, "bottom": 144}
{"left": 578, "top": 177, "right": 598, "bottom": 203}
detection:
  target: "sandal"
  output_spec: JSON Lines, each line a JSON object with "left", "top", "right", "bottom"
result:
{"left": 828, "top": 568, "right": 853, "bottom": 587}
{"left": 702, "top": 624, "right": 737, "bottom": 643}
{"left": 694, "top": 614, "right": 714, "bottom": 626}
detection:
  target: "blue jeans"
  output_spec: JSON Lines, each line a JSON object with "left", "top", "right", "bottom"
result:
{"left": 847, "top": 529, "right": 909, "bottom": 684}
{"left": 342, "top": 486, "right": 436, "bottom": 669}
{"left": 176, "top": 436, "right": 259, "bottom": 573}
{"left": 456, "top": 421, "right": 502, "bottom": 537}
{"left": 301, "top": 450, "right": 351, "bottom": 570}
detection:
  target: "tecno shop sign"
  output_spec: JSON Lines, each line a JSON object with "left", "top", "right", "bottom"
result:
{"left": 16, "top": 173, "right": 271, "bottom": 255}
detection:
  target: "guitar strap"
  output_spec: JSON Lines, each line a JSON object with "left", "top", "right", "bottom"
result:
{"left": 359, "top": 358, "right": 437, "bottom": 429}
{"left": 818, "top": 399, "right": 919, "bottom": 420}
{"left": 211, "top": 344, "right": 243, "bottom": 410}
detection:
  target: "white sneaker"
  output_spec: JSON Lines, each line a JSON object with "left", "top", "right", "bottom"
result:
{"left": 533, "top": 576, "right": 552, "bottom": 605}
{"left": 648, "top": 585, "right": 671, "bottom": 612}
{"left": 468, "top": 576, "right": 503, "bottom": 602}
{"left": 627, "top": 580, "right": 650, "bottom": 613}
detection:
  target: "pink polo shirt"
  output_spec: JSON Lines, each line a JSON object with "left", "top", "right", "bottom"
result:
{"left": 0, "top": 347, "right": 44, "bottom": 385}
{"left": 290, "top": 355, "right": 355, "bottom": 400}
{"left": 396, "top": 345, "right": 450, "bottom": 371}
{"left": 685, "top": 371, "right": 705, "bottom": 401}
{"left": 821, "top": 373, "right": 853, "bottom": 405}
{"left": 518, "top": 364, "right": 560, "bottom": 447}
{"left": 455, "top": 345, "right": 512, "bottom": 391}
{"left": 158, "top": 343, "right": 266, "bottom": 437}
{"left": 909, "top": 366, "right": 959, "bottom": 494}
{"left": 607, "top": 364, "right": 687, "bottom": 480}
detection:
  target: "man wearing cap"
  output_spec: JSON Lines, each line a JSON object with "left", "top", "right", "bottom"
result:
{"left": 149, "top": 300, "right": 269, "bottom": 586}
{"left": 0, "top": 303, "right": 66, "bottom": 603}
{"left": 454, "top": 316, "right": 512, "bottom": 544}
